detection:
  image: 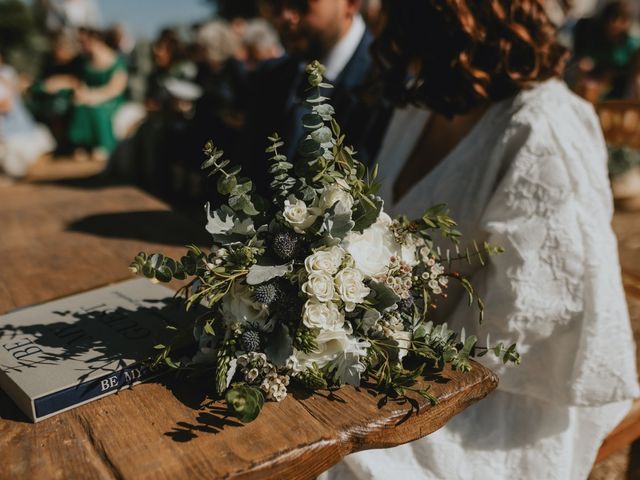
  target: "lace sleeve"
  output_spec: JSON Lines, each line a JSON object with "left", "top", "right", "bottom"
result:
{"left": 454, "top": 114, "right": 639, "bottom": 406}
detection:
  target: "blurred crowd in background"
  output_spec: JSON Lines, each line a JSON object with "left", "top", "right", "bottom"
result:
{"left": 1, "top": 0, "right": 640, "bottom": 207}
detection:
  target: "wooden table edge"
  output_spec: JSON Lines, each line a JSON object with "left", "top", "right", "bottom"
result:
{"left": 230, "top": 364, "right": 498, "bottom": 480}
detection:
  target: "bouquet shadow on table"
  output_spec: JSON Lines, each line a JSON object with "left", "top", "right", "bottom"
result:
{"left": 67, "top": 210, "right": 211, "bottom": 247}
{"left": 130, "top": 61, "right": 520, "bottom": 426}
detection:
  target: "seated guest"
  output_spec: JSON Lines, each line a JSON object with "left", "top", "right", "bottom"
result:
{"left": 573, "top": 0, "right": 640, "bottom": 100}
{"left": 0, "top": 54, "right": 55, "bottom": 178}
{"left": 30, "top": 30, "right": 82, "bottom": 155}
{"left": 321, "top": 0, "right": 639, "bottom": 478}
{"left": 144, "top": 28, "right": 186, "bottom": 112}
{"left": 241, "top": 19, "right": 283, "bottom": 72}
{"left": 68, "top": 27, "right": 127, "bottom": 162}
{"left": 182, "top": 21, "right": 248, "bottom": 200}
{"left": 242, "top": 0, "right": 391, "bottom": 194}
{"left": 129, "top": 29, "right": 202, "bottom": 196}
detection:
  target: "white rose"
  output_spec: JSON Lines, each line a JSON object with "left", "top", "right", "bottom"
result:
{"left": 342, "top": 211, "right": 397, "bottom": 277}
{"left": 293, "top": 326, "right": 351, "bottom": 369}
{"left": 304, "top": 246, "right": 344, "bottom": 275}
{"left": 221, "top": 281, "right": 272, "bottom": 330}
{"left": 302, "top": 272, "right": 336, "bottom": 302}
{"left": 283, "top": 196, "right": 317, "bottom": 234}
{"left": 334, "top": 268, "right": 370, "bottom": 312}
{"left": 319, "top": 185, "right": 354, "bottom": 213}
{"left": 293, "top": 327, "right": 369, "bottom": 377}
{"left": 302, "top": 300, "right": 344, "bottom": 330}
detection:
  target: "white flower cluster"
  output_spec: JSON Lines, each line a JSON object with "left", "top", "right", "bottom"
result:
{"left": 418, "top": 247, "right": 448, "bottom": 296}
{"left": 376, "top": 255, "right": 413, "bottom": 299}
{"left": 237, "top": 352, "right": 290, "bottom": 402}
{"left": 260, "top": 371, "right": 290, "bottom": 402}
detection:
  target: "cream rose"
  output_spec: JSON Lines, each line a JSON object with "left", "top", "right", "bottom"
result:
{"left": 283, "top": 196, "right": 317, "bottom": 234}
{"left": 334, "top": 267, "right": 370, "bottom": 312}
{"left": 304, "top": 246, "right": 344, "bottom": 275}
{"left": 319, "top": 185, "right": 354, "bottom": 213}
{"left": 293, "top": 326, "right": 352, "bottom": 369}
{"left": 342, "top": 211, "right": 422, "bottom": 276}
{"left": 302, "top": 272, "right": 336, "bottom": 302}
{"left": 302, "top": 300, "right": 344, "bottom": 330}
{"left": 342, "top": 212, "right": 397, "bottom": 277}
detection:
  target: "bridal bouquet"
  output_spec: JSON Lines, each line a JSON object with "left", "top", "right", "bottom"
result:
{"left": 130, "top": 61, "right": 519, "bottom": 422}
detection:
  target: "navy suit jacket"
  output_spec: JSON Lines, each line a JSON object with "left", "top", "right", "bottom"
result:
{"left": 240, "top": 29, "right": 392, "bottom": 195}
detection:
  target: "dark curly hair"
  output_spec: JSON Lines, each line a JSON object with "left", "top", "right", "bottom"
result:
{"left": 374, "top": 0, "right": 569, "bottom": 116}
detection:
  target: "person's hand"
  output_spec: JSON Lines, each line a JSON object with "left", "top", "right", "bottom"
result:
{"left": 0, "top": 78, "right": 13, "bottom": 112}
{"left": 74, "top": 84, "right": 94, "bottom": 105}
{"left": 0, "top": 96, "right": 12, "bottom": 113}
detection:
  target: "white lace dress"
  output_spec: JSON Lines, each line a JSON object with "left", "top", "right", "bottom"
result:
{"left": 324, "top": 79, "right": 640, "bottom": 479}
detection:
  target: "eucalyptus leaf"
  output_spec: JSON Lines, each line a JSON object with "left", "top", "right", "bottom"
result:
{"left": 246, "top": 263, "right": 293, "bottom": 285}
{"left": 264, "top": 323, "right": 294, "bottom": 366}
{"left": 302, "top": 113, "right": 324, "bottom": 130}
{"left": 217, "top": 175, "right": 237, "bottom": 195}
{"left": 367, "top": 281, "right": 401, "bottom": 311}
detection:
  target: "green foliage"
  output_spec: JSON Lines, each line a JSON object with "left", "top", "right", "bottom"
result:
{"left": 367, "top": 281, "right": 402, "bottom": 311}
{"left": 297, "top": 364, "right": 328, "bottom": 390}
{"left": 352, "top": 195, "right": 383, "bottom": 232}
{"left": 420, "top": 204, "right": 462, "bottom": 244}
{"left": 129, "top": 251, "right": 188, "bottom": 283}
{"left": 246, "top": 263, "right": 292, "bottom": 286}
{"left": 202, "top": 142, "right": 260, "bottom": 217}
{"left": 216, "top": 338, "right": 236, "bottom": 395}
{"left": 267, "top": 133, "right": 295, "bottom": 202}
{"left": 264, "top": 323, "right": 294, "bottom": 367}
{"left": 226, "top": 384, "right": 264, "bottom": 423}
{"left": 293, "top": 327, "right": 320, "bottom": 354}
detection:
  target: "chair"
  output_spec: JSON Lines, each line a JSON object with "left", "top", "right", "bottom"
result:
{"left": 596, "top": 100, "right": 640, "bottom": 150}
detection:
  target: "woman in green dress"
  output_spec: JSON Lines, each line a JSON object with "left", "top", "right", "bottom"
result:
{"left": 68, "top": 27, "right": 128, "bottom": 161}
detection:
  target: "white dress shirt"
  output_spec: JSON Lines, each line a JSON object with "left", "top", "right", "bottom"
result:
{"left": 322, "top": 14, "right": 367, "bottom": 82}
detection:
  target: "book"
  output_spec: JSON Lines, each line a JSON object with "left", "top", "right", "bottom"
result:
{"left": 0, "top": 278, "right": 190, "bottom": 422}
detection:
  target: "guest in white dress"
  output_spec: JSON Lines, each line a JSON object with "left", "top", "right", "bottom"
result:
{"left": 323, "top": 1, "right": 640, "bottom": 478}
{"left": 0, "top": 56, "right": 55, "bottom": 178}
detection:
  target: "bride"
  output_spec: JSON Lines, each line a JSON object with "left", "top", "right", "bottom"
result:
{"left": 324, "top": 0, "right": 639, "bottom": 478}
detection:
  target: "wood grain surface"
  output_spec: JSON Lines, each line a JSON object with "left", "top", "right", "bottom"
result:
{"left": 0, "top": 182, "right": 497, "bottom": 480}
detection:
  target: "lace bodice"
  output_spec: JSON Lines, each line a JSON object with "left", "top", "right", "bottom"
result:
{"left": 377, "top": 79, "right": 638, "bottom": 406}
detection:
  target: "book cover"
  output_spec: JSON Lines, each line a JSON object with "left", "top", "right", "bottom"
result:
{"left": 0, "top": 278, "right": 190, "bottom": 422}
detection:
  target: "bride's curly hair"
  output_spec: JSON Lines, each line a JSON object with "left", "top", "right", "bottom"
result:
{"left": 373, "top": 0, "right": 569, "bottom": 116}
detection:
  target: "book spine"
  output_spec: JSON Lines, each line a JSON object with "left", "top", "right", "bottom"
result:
{"left": 0, "top": 367, "right": 36, "bottom": 421}
{"left": 33, "top": 363, "right": 165, "bottom": 420}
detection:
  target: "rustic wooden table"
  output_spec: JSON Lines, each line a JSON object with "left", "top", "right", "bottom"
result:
{"left": 0, "top": 182, "right": 497, "bottom": 480}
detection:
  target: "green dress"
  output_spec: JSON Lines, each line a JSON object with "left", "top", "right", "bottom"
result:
{"left": 69, "top": 55, "right": 126, "bottom": 153}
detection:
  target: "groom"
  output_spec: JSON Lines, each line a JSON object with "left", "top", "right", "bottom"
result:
{"left": 241, "top": 0, "right": 391, "bottom": 193}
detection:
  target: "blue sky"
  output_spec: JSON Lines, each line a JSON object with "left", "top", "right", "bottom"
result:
{"left": 96, "top": 0, "right": 213, "bottom": 39}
